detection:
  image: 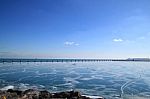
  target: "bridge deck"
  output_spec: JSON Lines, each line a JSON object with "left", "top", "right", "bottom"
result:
{"left": 0, "top": 59, "right": 149, "bottom": 63}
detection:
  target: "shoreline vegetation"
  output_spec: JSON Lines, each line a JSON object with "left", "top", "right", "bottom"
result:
{"left": 0, "top": 89, "right": 104, "bottom": 99}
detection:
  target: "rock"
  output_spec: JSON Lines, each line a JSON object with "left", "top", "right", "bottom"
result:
{"left": 23, "top": 89, "right": 34, "bottom": 94}
{"left": 72, "top": 91, "right": 81, "bottom": 97}
{"left": 0, "top": 89, "right": 105, "bottom": 99}
{"left": 39, "top": 90, "right": 52, "bottom": 98}
{"left": 7, "top": 89, "right": 22, "bottom": 96}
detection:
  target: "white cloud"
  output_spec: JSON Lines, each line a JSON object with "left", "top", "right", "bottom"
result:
{"left": 113, "top": 38, "right": 123, "bottom": 42}
{"left": 64, "top": 41, "right": 75, "bottom": 46}
{"left": 64, "top": 41, "right": 79, "bottom": 46}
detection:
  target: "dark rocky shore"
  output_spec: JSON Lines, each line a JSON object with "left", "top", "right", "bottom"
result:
{"left": 0, "top": 89, "right": 104, "bottom": 99}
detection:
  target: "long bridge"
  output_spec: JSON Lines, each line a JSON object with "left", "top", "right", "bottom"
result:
{"left": 0, "top": 58, "right": 150, "bottom": 63}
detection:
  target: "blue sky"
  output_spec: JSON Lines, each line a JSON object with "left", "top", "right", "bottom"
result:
{"left": 0, "top": 0, "right": 150, "bottom": 58}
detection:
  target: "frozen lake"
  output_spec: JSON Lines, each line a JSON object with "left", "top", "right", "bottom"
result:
{"left": 0, "top": 62, "right": 150, "bottom": 99}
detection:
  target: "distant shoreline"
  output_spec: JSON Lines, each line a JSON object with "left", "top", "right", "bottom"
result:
{"left": 0, "top": 58, "right": 150, "bottom": 63}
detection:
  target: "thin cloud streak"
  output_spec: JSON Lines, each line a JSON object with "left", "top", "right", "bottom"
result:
{"left": 64, "top": 41, "right": 75, "bottom": 46}
{"left": 64, "top": 41, "right": 79, "bottom": 46}
{"left": 113, "top": 38, "right": 123, "bottom": 42}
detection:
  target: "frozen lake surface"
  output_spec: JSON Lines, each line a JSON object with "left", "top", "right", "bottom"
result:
{"left": 0, "top": 62, "right": 150, "bottom": 99}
